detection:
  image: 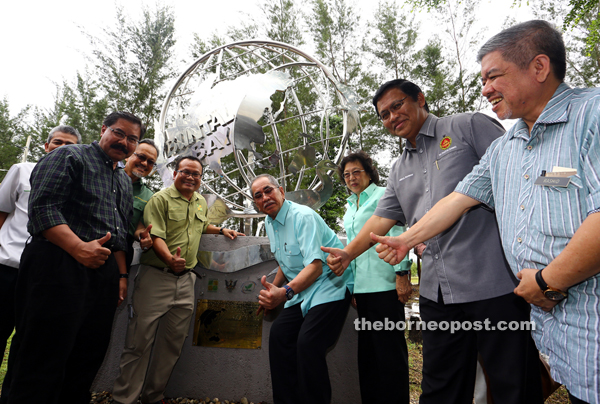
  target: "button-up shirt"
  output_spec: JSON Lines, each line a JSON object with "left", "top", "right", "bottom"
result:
{"left": 27, "top": 142, "right": 132, "bottom": 252}
{"left": 129, "top": 180, "right": 154, "bottom": 237}
{"left": 141, "top": 184, "right": 209, "bottom": 270}
{"left": 265, "top": 200, "right": 353, "bottom": 316}
{"left": 0, "top": 162, "right": 35, "bottom": 267}
{"left": 375, "top": 113, "right": 518, "bottom": 303}
{"left": 344, "top": 183, "right": 412, "bottom": 294}
{"left": 456, "top": 83, "right": 600, "bottom": 403}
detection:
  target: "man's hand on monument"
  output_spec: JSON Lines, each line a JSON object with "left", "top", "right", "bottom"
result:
{"left": 257, "top": 275, "right": 286, "bottom": 311}
{"left": 321, "top": 246, "right": 350, "bottom": 276}
{"left": 75, "top": 232, "right": 112, "bottom": 269}
{"left": 139, "top": 224, "right": 153, "bottom": 251}
{"left": 515, "top": 268, "right": 560, "bottom": 312}
{"left": 222, "top": 228, "right": 246, "bottom": 239}
{"left": 170, "top": 247, "right": 187, "bottom": 272}
{"left": 372, "top": 233, "right": 410, "bottom": 266}
{"left": 396, "top": 275, "right": 413, "bottom": 304}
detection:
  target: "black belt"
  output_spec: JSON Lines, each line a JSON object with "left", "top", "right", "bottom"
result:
{"left": 150, "top": 265, "right": 191, "bottom": 277}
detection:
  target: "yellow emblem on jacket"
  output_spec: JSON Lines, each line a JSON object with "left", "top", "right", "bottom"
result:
{"left": 440, "top": 136, "right": 452, "bottom": 150}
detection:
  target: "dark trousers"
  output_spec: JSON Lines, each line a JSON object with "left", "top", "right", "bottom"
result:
{"left": 0, "top": 264, "right": 18, "bottom": 358}
{"left": 569, "top": 392, "right": 590, "bottom": 404}
{"left": 3, "top": 239, "right": 119, "bottom": 404}
{"left": 419, "top": 290, "right": 543, "bottom": 404}
{"left": 269, "top": 290, "right": 351, "bottom": 404}
{"left": 355, "top": 290, "right": 409, "bottom": 404}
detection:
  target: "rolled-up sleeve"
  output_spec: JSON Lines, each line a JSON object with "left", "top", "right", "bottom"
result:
{"left": 455, "top": 145, "right": 496, "bottom": 210}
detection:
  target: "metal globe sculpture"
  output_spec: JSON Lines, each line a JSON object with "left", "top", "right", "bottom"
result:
{"left": 155, "top": 40, "right": 360, "bottom": 220}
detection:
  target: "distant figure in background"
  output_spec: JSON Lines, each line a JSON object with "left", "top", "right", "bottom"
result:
{"left": 252, "top": 174, "right": 353, "bottom": 404}
{"left": 123, "top": 139, "right": 159, "bottom": 268}
{"left": 4, "top": 112, "right": 143, "bottom": 403}
{"left": 0, "top": 125, "right": 81, "bottom": 369}
{"left": 337, "top": 150, "right": 412, "bottom": 404}
{"left": 112, "top": 155, "right": 244, "bottom": 404}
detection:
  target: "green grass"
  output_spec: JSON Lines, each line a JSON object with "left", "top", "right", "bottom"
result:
{"left": 1, "top": 332, "right": 13, "bottom": 391}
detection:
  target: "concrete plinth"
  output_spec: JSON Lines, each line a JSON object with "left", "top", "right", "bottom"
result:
{"left": 93, "top": 235, "right": 360, "bottom": 403}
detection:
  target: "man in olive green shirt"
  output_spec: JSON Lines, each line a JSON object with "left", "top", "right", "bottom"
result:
{"left": 123, "top": 139, "right": 159, "bottom": 268}
{"left": 113, "top": 156, "right": 244, "bottom": 404}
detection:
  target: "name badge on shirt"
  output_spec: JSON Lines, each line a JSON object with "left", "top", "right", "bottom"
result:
{"left": 535, "top": 167, "right": 576, "bottom": 187}
{"left": 535, "top": 176, "right": 571, "bottom": 187}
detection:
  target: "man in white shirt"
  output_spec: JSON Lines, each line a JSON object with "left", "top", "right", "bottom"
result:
{"left": 0, "top": 125, "right": 81, "bottom": 362}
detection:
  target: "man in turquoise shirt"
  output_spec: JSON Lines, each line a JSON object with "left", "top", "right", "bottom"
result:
{"left": 373, "top": 21, "right": 600, "bottom": 404}
{"left": 253, "top": 174, "right": 352, "bottom": 404}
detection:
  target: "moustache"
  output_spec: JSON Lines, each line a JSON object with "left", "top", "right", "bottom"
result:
{"left": 111, "top": 144, "right": 128, "bottom": 154}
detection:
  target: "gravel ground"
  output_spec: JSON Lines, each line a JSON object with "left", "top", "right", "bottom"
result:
{"left": 90, "top": 392, "right": 266, "bottom": 404}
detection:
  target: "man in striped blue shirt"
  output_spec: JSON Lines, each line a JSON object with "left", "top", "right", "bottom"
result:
{"left": 373, "top": 20, "right": 600, "bottom": 404}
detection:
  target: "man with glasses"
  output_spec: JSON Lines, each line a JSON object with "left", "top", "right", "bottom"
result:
{"left": 252, "top": 174, "right": 352, "bottom": 404}
{"left": 374, "top": 21, "right": 600, "bottom": 404}
{"left": 123, "top": 139, "right": 159, "bottom": 268}
{"left": 4, "top": 112, "right": 143, "bottom": 403}
{"left": 323, "top": 79, "right": 543, "bottom": 403}
{"left": 113, "top": 155, "right": 244, "bottom": 404}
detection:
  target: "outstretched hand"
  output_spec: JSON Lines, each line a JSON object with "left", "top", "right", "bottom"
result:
{"left": 372, "top": 233, "right": 410, "bottom": 266}
{"left": 321, "top": 246, "right": 350, "bottom": 276}
{"left": 256, "top": 275, "right": 285, "bottom": 315}
{"left": 170, "top": 247, "right": 186, "bottom": 272}
{"left": 75, "top": 232, "right": 112, "bottom": 268}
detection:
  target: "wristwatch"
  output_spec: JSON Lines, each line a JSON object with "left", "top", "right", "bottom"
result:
{"left": 283, "top": 285, "right": 295, "bottom": 300}
{"left": 535, "top": 270, "right": 567, "bottom": 301}
{"left": 395, "top": 270, "right": 411, "bottom": 277}
{"left": 219, "top": 227, "right": 224, "bottom": 235}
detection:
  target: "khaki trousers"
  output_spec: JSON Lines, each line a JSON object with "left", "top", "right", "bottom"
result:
{"left": 113, "top": 264, "right": 196, "bottom": 404}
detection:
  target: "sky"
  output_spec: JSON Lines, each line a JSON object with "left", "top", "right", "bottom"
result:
{"left": 0, "top": 0, "right": 535, "bottom": 116}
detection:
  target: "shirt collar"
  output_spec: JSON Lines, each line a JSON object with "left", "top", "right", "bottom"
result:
{"left": 266, "top": 199, "right": 292, "bottom": 226}
{"left": 347, "top": 182, "right": 377, "bottom": 207}
{"left": 509, "top": 83, "right": 572, "bottom": 140}
{"left": 91, "top": 141, "right": 122, "bottom": 170}
{"left": 404, "top": 114, "right": 437, "bottom": 151}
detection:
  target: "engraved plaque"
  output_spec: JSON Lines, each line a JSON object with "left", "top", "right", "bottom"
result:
{"left": 193, "top": 299, "right": 263, "bottom": 349}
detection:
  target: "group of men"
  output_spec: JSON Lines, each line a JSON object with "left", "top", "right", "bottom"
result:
{"left": 0, "top": 112, "right": 242, "bottom": 404}
{"left": 1, "top": 18, "right": 598, "bottom": 404}
{"left": 257, "top": 19, "right": 598, "bottom": 404}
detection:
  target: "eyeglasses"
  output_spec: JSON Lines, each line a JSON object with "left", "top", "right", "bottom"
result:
{"left": 253, "top": 186, "right": 276, "bottom": 200}
{"left": 108, "top": 126, "right": 140, "bottom": 145}
{"left": 343, "top": 169, "right": 365, "bottom": 180}
{"left": 133, "top": 152, "right": 156, "bottom": 167}
{"left": 378, "top": 96, "right": 408, "bottom": 122}
{"left": 176, "top": 170, "right": 202, "bottom": 179}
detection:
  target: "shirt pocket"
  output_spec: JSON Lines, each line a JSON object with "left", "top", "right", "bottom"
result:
{"left": 283, "top": 243, "right": 304, "bottom": 269}
{"left": 539, "top": 175, "right": 584, "bottom": 238}
{"left": 168, "top": 208, "right": 187, "bottom": 233}
{"left": 194, "top": 210, "right": 208, "bottom": 233}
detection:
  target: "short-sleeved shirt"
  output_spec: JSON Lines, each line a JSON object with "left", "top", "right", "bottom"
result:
{"left": 129, "top": 180, "right": 154, "bottom": 237}
{"left": 0, "top": 163, "right": 35, "bottom": 268}
{"left": 344, "top": 183, "right": 412, "bottom": 294}
{"left": 455, "top": 83, "right": 600, "bottom": 403}
{"left": 28, "top": 142, "right": 132, "bottom": 251}
{"left": 141, "top": 184, "right": 210, "bottom": 269}
{"left": 265, "top": 200, "right": 353, "bottom": 316}
{"left": 374, "top": 113, "right": 517, "bottom": 304}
